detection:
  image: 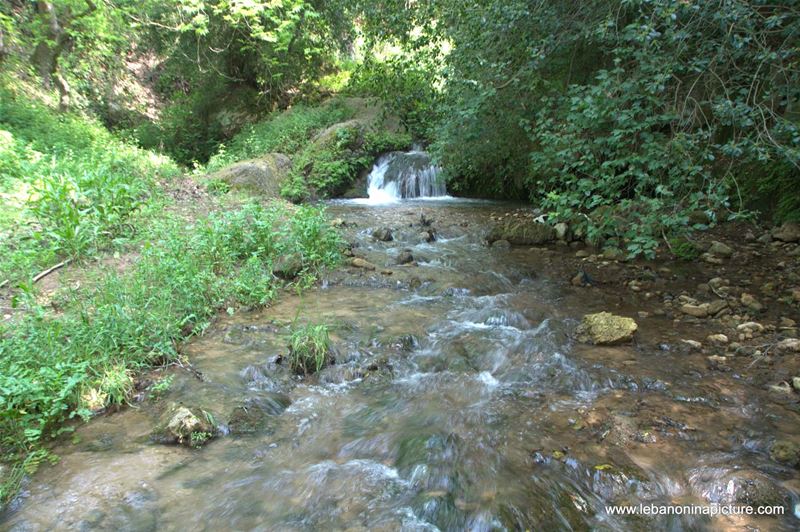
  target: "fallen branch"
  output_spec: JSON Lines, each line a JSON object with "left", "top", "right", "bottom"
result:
{"left": 33, "top": 259, "right": 71, "bottom": 284}
{"left": 0, "top": 279, "right": 8, "bottom": 290}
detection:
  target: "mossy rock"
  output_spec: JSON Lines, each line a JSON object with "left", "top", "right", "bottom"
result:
{"left": 207, "top": 153, "right": 291, "bottom": 196}
{"left": 152, "top": 406, "right": 216, "bottom": 447}
{"left": 487, "top": 220, "right": 556, "bottom": 246}
{"left": 770, "top": 439, "right": 800, "bottom": 467}
{"left": 576, "top": 312, "right": 638, "bottom": 345}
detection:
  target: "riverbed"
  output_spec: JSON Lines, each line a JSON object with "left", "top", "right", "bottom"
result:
{"left": 2, "top": 199, "right": 799, "bottom": 531}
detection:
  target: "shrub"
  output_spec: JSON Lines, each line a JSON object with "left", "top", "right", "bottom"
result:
{"left": 0, "top": 87, "right": 180, "bottom": 283}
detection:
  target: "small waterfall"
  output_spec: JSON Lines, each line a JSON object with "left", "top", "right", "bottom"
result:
{"left": 366, "top": 150, "right": 447, "bottom": 202}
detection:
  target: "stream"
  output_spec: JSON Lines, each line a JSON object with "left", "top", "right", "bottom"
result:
{"left": 2, "top": 157, "right": 799, "bottom": 531}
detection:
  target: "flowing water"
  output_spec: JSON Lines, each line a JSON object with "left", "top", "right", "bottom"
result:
{"left": 362, "top": 149, "right": 447, "bottom": 204}
{"left": 3, "top": 191, "right": 800, "bottom": 530}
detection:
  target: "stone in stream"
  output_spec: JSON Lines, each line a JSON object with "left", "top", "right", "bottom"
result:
{"left": 601, "top": 247, "right": 626, "bottom": 261}
{"left": 350, "top": 257, "right": 377, "bottom": 270}
{"left": 553, "top": 222, "right": 570, "bottom": 241}
{"left": 770, "top": 440, "right": 800, "bottom": 467}
{"left": 417, "top": 230, "right": 435, "bottom": 243}
{"left": 775, "top": 338, "right": 800, "bottom": 354}
{"left": 227, "top": 395, "right": 291, "bottom": 435}
{"left": 491, "top": 239, "right": 511, "bottom": 250}
{"left": 740, "top": 292, "right": 763, "bottom": 312}
{"left": 486, "top": 219, "right": 555, "bottom": 246}
{"left": 707, "top": 241, "right": 733, "bottom": 258}
{"left": 371, "top": 227, "right": 393, "bottom": 242}
{"left": 576, "top": 312, "right": 638, "bottom": 345}
{"left": 152, "top": 406, "right": 216, "bottom": 447}
{"left": 680, "top": 303, "right": 709, "bottom": 318}
{"left": 396, "top": 249, "right": 414, "bottom": 265}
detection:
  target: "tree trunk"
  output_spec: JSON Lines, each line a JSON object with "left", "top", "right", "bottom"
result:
{"left": 30, "top": 1, "right": 64, "bottom": 87}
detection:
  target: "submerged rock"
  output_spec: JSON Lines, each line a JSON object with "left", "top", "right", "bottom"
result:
{"left": 207, "top": 154, "right": 291, "bottom": 196}
{"left": 487, "top": 220, "right": 555, "bottom": 246}
{"left": 372, "top": 227, "right": 394, "bottom": 242}
{"left": 396, "top": 249, "right": 414, "bottom": 265}
{"left": 152, "top": 406, "right": 216, "bottom": 447}
{"left": 576, "top": 312, "right": 638, "bottom": 345}
{"left": 351, "top": 257, "right": 377, "bottom": 270}
{"left": 227, "top": 395, "right": 290, "bottom": 435}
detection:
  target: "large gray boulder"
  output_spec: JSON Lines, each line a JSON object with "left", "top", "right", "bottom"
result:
{"left": 207, "top": 153, "right": 291, "bottom": 196}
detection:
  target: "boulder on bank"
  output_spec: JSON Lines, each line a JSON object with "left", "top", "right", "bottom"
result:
{"left": 152, "top": 406, "right": 216, "bottom": 447}
{"left": 487, "top": 220, "right": 556, "bottom": 246}
{"left": 772, "top": 222, "right": 800, "bottom": 243}
{"left": 207, "top": 153, "right": 291, "bottom": 196}
{"left": 576, "top": 312, "right": 638, "bottom": 345}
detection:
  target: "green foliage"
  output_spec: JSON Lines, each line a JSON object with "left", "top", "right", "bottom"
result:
{"left": 348, "top": 54, "right": 440, "bottom": 139}
{"left": 206, "top": 100, "right": 354, "bottom": 171}
{"left": 190, "top": 431, "right": 212, "bottom": 448}
{"left": 233, "top": 255, "right": 275, "bottom": 308}
{"left": 0, "top": 201, "right": 341, "bottom": 500}
{"left": 282, "top": 126, "right": 412, "bottom": 201}
{"left": 0, "top": 86, "right": 180, "bottom": 283}
{"left": 287, "top": 323, "right": 332, "bottom": 375}
{"left": 353, "top": 0, "right": 800, "bottom": 254}
{"left": 148, "top": 374, "right": 175, "bottom": 399}
{"left": 669, "top": 237, "right": 701, "bottom": 261}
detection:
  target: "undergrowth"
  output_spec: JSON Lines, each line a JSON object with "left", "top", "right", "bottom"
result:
{"left": 0, "top": 85, "right": 180, "bottom": 284}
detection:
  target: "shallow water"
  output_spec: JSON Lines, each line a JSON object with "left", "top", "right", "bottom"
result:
{"left": 3, "top": 200, "right": 799, "bottom": 531}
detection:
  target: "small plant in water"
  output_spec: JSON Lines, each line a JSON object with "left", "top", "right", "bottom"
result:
{"left": 149, "top": 374, "right": 175, "bottom": 399}
{"left": 190, "top": 431, "right": 212, "bottom": 448}
{"left": 287, "top": 323, "right": 333, "bottom": 374}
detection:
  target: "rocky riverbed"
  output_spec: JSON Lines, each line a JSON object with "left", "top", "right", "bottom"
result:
{"left": 2, "top": 199, "right": 799, "bottom": 530}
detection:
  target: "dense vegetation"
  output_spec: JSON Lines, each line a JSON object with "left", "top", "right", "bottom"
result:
{"left": 1, "top": 0, "right": 799, "bottom": 506}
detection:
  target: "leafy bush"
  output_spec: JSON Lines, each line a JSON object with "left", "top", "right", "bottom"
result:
{"left": 286, "top": 323, "right": 332, "bottom": 375}
{"left": 348, "top": 54, "right": 440, "bottom": 140}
